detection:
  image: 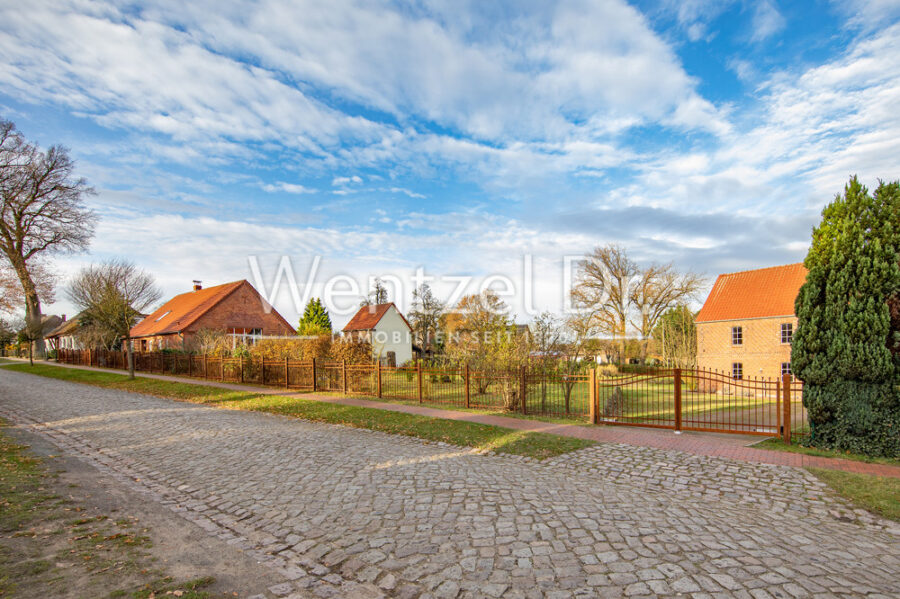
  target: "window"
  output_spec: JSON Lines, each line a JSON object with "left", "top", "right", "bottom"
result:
{"left": 781, "top": 362, "right": 792, "bottom": 377}
{"left": 732, "top": 362, "right": 743, "bottom": 380}
{"left": 731, "top": 326, "right": 743, "bottom": 345}
{"left": 155, "top": 310, "right": 171, "bottom": 322}
{"left": 781, "top": 323, "right": 793, "bottom": 344}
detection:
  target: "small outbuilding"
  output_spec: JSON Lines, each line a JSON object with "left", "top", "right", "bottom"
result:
{"left": 342, "top": 303, "right": 413, "bottom": 366}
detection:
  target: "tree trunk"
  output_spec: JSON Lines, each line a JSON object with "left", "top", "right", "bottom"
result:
{"left": 13, "top": 259, "right": 44, "bottom": 359}
{"left": 126, "top": 334, "right": 135, "bottom": 379}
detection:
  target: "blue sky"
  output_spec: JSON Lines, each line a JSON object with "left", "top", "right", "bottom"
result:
{"left": 1, "top": 0, "right": 899, "bottom": 326}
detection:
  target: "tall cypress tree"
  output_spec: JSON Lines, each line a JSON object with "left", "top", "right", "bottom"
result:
{"left": 297, "top": 297, "right": 332, "bottom": 335}
{"left": 792, "top": 177, "right": 900, "bottom": 457}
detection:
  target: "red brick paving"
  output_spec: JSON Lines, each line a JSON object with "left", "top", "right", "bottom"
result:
{"left": 12, "top": 359, "right": 900, "bottom": 479}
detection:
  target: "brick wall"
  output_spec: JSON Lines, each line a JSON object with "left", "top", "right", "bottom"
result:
{"left": 187, "top": 282, "right": 295, "bottom": 339}
{"left": 697, "top": 315, "right": 796, "bottom": 380}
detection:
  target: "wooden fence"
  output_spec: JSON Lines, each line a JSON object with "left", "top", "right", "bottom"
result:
{"left": 56, "top": 349, "right": 806, "bottom": 442}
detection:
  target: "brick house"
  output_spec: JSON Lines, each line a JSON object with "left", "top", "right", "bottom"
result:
{"left": 696, "top": 263, "right": 808, "bottom": 380}
{"left": 130, "top": 280, "right": 295, "bottom": 351}
{"left": 342, "top": 303, "right": 413, "bottom": 366}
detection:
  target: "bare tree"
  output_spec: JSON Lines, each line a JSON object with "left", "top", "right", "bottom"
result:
{"left": 630, "top": 263, "right": 703, "bottom": 360}
{"left": 409, "top": 283, "right": 445, "bottom": 357}
{"left": 0, "top": 119, "right": 96, "bottom": 355}
{"left": 360, "top": 278, "right": 390, "bottom": 306}
{"left": 0, "top": 262, "right": 57, "bottom": 314}
{"left": 571, "top": 244, "right": 638, "bottom": 360}
{"left": 67, "top": 260, "right": 161, "bottom": 379}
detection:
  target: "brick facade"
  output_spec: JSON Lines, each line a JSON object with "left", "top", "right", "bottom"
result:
{"left": 697, "top": 316, "right": 796, "bottom": 380}
{"left": 132, "top": 280, "right": 295, "bottom": 351}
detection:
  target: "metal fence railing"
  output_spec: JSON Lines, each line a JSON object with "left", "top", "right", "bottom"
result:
{"left": 56, "top": 349, "right": 806, "bottom": 441}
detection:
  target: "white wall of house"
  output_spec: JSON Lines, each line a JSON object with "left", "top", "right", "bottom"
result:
{"left": 57, "top": 335, "right": 82, "bottom": 350}
{"left": 371, "top": 306, "right": 413, "bottom": 365}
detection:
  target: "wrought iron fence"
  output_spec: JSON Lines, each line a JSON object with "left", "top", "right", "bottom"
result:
{"left": 56, "top": 349, "right": 806, "bottom": 440}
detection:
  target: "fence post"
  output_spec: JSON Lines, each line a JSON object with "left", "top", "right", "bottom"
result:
{"left": 782, "top": 373, "right": 792, "bottom": 444}
{"left": 589, "top": 367, "right": 597, "bottom": 424}
{"left": 261, "top": 358, "right": 266, "bottom": 386}
{"left": 776, "top": 377, "right": 782, "bottom": 437}
{"left": 285, "top": 357, "right": 290, "bottom": 388}
{"left": 520, "top": 366, "right": 527, "bottom": 415}
{"left": 376, "top": 362, "right": 382, "bottom": 398}
{"left": 342, "top": 360, "right": 347, "bottom": 394}
{"left": 220, "top": 357, "right": 225, "bottom": 382}
{"left": 417, "top": 361, "right": 423, "bottom": 404}
{"left": 311, "top": 357, "right": 317, "bottom": 392}
{"left": 673, "top": 368, "right": 682, "bottom": 432}
{"left": 188, "top": 354, "right": 193, "bottom": 377}
{"left": 240, "top": 356, "right": 244, "bottom": 384}
{"left": 464, "top": 364, "right": 471, "bottom": 408}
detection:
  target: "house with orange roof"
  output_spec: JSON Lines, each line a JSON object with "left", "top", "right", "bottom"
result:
{"left": 696, "top": 263, "right": 808, "bottom": 380}
{"left": 342, "top": 302, "right": 413, "bottom": 366}
{"left": 130, "top": 280, "right": 295, "bottom": 351}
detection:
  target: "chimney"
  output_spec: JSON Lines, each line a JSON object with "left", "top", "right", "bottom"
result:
{"left": 193, "top": 280, "right": 202, "bottom": 291}
{"left": 61, "top": 314, "right": 66, "bottom": 322}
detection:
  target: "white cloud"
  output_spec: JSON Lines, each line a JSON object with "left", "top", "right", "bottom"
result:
{"left": 332, "top": 175, "right": 363, "bottom": 186}
{"left": 261, "top": 182, "right": 316, "bottom": 194}
{"left": 750, "top": 0, "right": 786, "bottom": 42}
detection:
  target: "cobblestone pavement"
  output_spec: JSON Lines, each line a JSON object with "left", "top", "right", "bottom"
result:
{"left": 1, "top": 370, "right": 898, "bottom": 599}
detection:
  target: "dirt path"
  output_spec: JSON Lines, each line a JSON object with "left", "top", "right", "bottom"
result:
{"left": 1, "top": 421, "right": 287, "bottom": 598}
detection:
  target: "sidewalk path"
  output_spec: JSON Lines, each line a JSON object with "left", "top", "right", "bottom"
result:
{"left": 10, "top": 358, "right": 900, "bottom": 478}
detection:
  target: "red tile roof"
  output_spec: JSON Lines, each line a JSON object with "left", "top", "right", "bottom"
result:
{"left": 130, "top": 280, "right": 247, "bottom": 338}
{"left": 343, "top": 302, "right": 412, "bottom": 332}
{"left": 696, "top": 263, "right": 808, "bottom": 323}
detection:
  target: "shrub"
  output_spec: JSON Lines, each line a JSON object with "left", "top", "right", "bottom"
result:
{"left": 792, "top": 177, "right": 899, "bottom": 457}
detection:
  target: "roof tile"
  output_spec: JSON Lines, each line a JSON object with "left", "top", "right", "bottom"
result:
{"left": 696, "top": 263, "right": 808, "bottom": 323}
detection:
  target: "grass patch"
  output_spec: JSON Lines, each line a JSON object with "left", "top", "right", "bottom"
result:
{"left": 753, "top": 437, "right": 900, "bottom": 467}
{"left": 808, "top": 468, "right": 900, "bottom": 522}
{"left": 3, "top": 363, "right": 594, "bottom": 459}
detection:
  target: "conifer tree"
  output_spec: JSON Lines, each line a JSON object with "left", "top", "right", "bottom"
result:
{"left": 792, "top": 176, "right": 900, "bottom": 456}
{"left": 297, "top": 297, "right": 332, "bottom": 336}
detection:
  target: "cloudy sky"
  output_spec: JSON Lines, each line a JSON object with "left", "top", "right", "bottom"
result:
{"left": 2, "top": 0, "right": 899, "bottom": 326}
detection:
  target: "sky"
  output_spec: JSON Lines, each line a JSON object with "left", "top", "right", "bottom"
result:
{"left": 1, "top": 0, "right": 899, "bottom": 328}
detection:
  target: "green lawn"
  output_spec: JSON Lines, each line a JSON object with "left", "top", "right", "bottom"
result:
{"left": 753, "top": 437, "right": 900, "bottom": 467}
{"left": 808, "top": 468, "right": 900, "bottom": 522}
{"left": 2, "top": 363, "right": 594, "bottom": 459}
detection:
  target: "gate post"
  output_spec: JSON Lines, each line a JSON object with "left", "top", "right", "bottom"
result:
{"left": 240, "top": 356, "right": 244, "bottom": 384}
{"left": 673, "top": 368, "right": 682, "bottom": 432}
{"left": 589, "top": 367, "right": 597, "bottom": 424}
{"left": 220, "top": 357, "right": 225, "bottom": 382}
{"left": 782, "top": 373, "right": 792, "bottom": 444}
{"left": 376, "top": 361, "right": 382, "bottom": 398}
{"left": 311, "top": 357, "right": 317, "bottom": 392}
{"left": 342, "top": 359, "right": 348, "bottom": 393}
{"left": 464, "top": 364, "right": 471, "bottom": 408}
{"left": 520, "top": 366, "right": 527, "bottom": 415}
{"left": 285, "top": 357, "right": 290, "bottom": 389}
{"left": 417, "top": 361, "right": 423, "bottom": 403}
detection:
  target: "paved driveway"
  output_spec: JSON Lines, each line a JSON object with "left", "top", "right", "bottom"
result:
{"left": 1, "top": 370, "right": 897, "bottom": 598}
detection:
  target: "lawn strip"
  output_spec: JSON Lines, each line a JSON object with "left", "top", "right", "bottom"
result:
{"left": 753, "top": 437, "right": 900, "bottom": 467}
{"left": 807, "top": 468, "right": 900, "bottom": 522}
{"left": 3, "top": 363, "right": 594, "bottom": 459}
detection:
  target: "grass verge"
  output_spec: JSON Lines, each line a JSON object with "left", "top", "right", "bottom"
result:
{"left": 0, "top": 418, "right": 218, "bottom": 597}
{"left": 2, "top": 363, "right": 594, "bottom": 459}
{"left": 753, "top": 437, "right": 900, "bottom": 467}
{"left": 807, "top": 468, "right": 900, "bottom": 522}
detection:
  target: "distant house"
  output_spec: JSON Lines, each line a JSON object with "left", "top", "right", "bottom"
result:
{"left": 696, "top": 263, "right": 808, "bottom": 380}
{"left": 130, "top": 280, "right": 295, "bottom": 352}
{"left": 342, "top": 303, "right": 413, "bottom": 366}
{"left": 46, "top": 314, "right": 81, "bottom": 351}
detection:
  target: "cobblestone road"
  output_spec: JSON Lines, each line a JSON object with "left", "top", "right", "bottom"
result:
{"left": 1, "top": 370, "right": 897, "bottom": 599}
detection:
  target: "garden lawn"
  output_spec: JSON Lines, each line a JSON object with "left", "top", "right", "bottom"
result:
{"left": 753, "top": 437, "right": 900, "bottom": 467}
{"left": 808, "top": 468, "right": 900, "bottom": 522}
{"left": 2, "top": 363, "right": 593, "bottom": 459}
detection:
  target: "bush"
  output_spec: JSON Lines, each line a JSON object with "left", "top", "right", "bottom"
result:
{"left": 793, "top": 177, "right": 899, "bottom": 458}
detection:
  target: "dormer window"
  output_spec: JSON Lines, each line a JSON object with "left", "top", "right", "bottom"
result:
{"left": 155, "top": 310, "right": 171, "bottom": 322}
